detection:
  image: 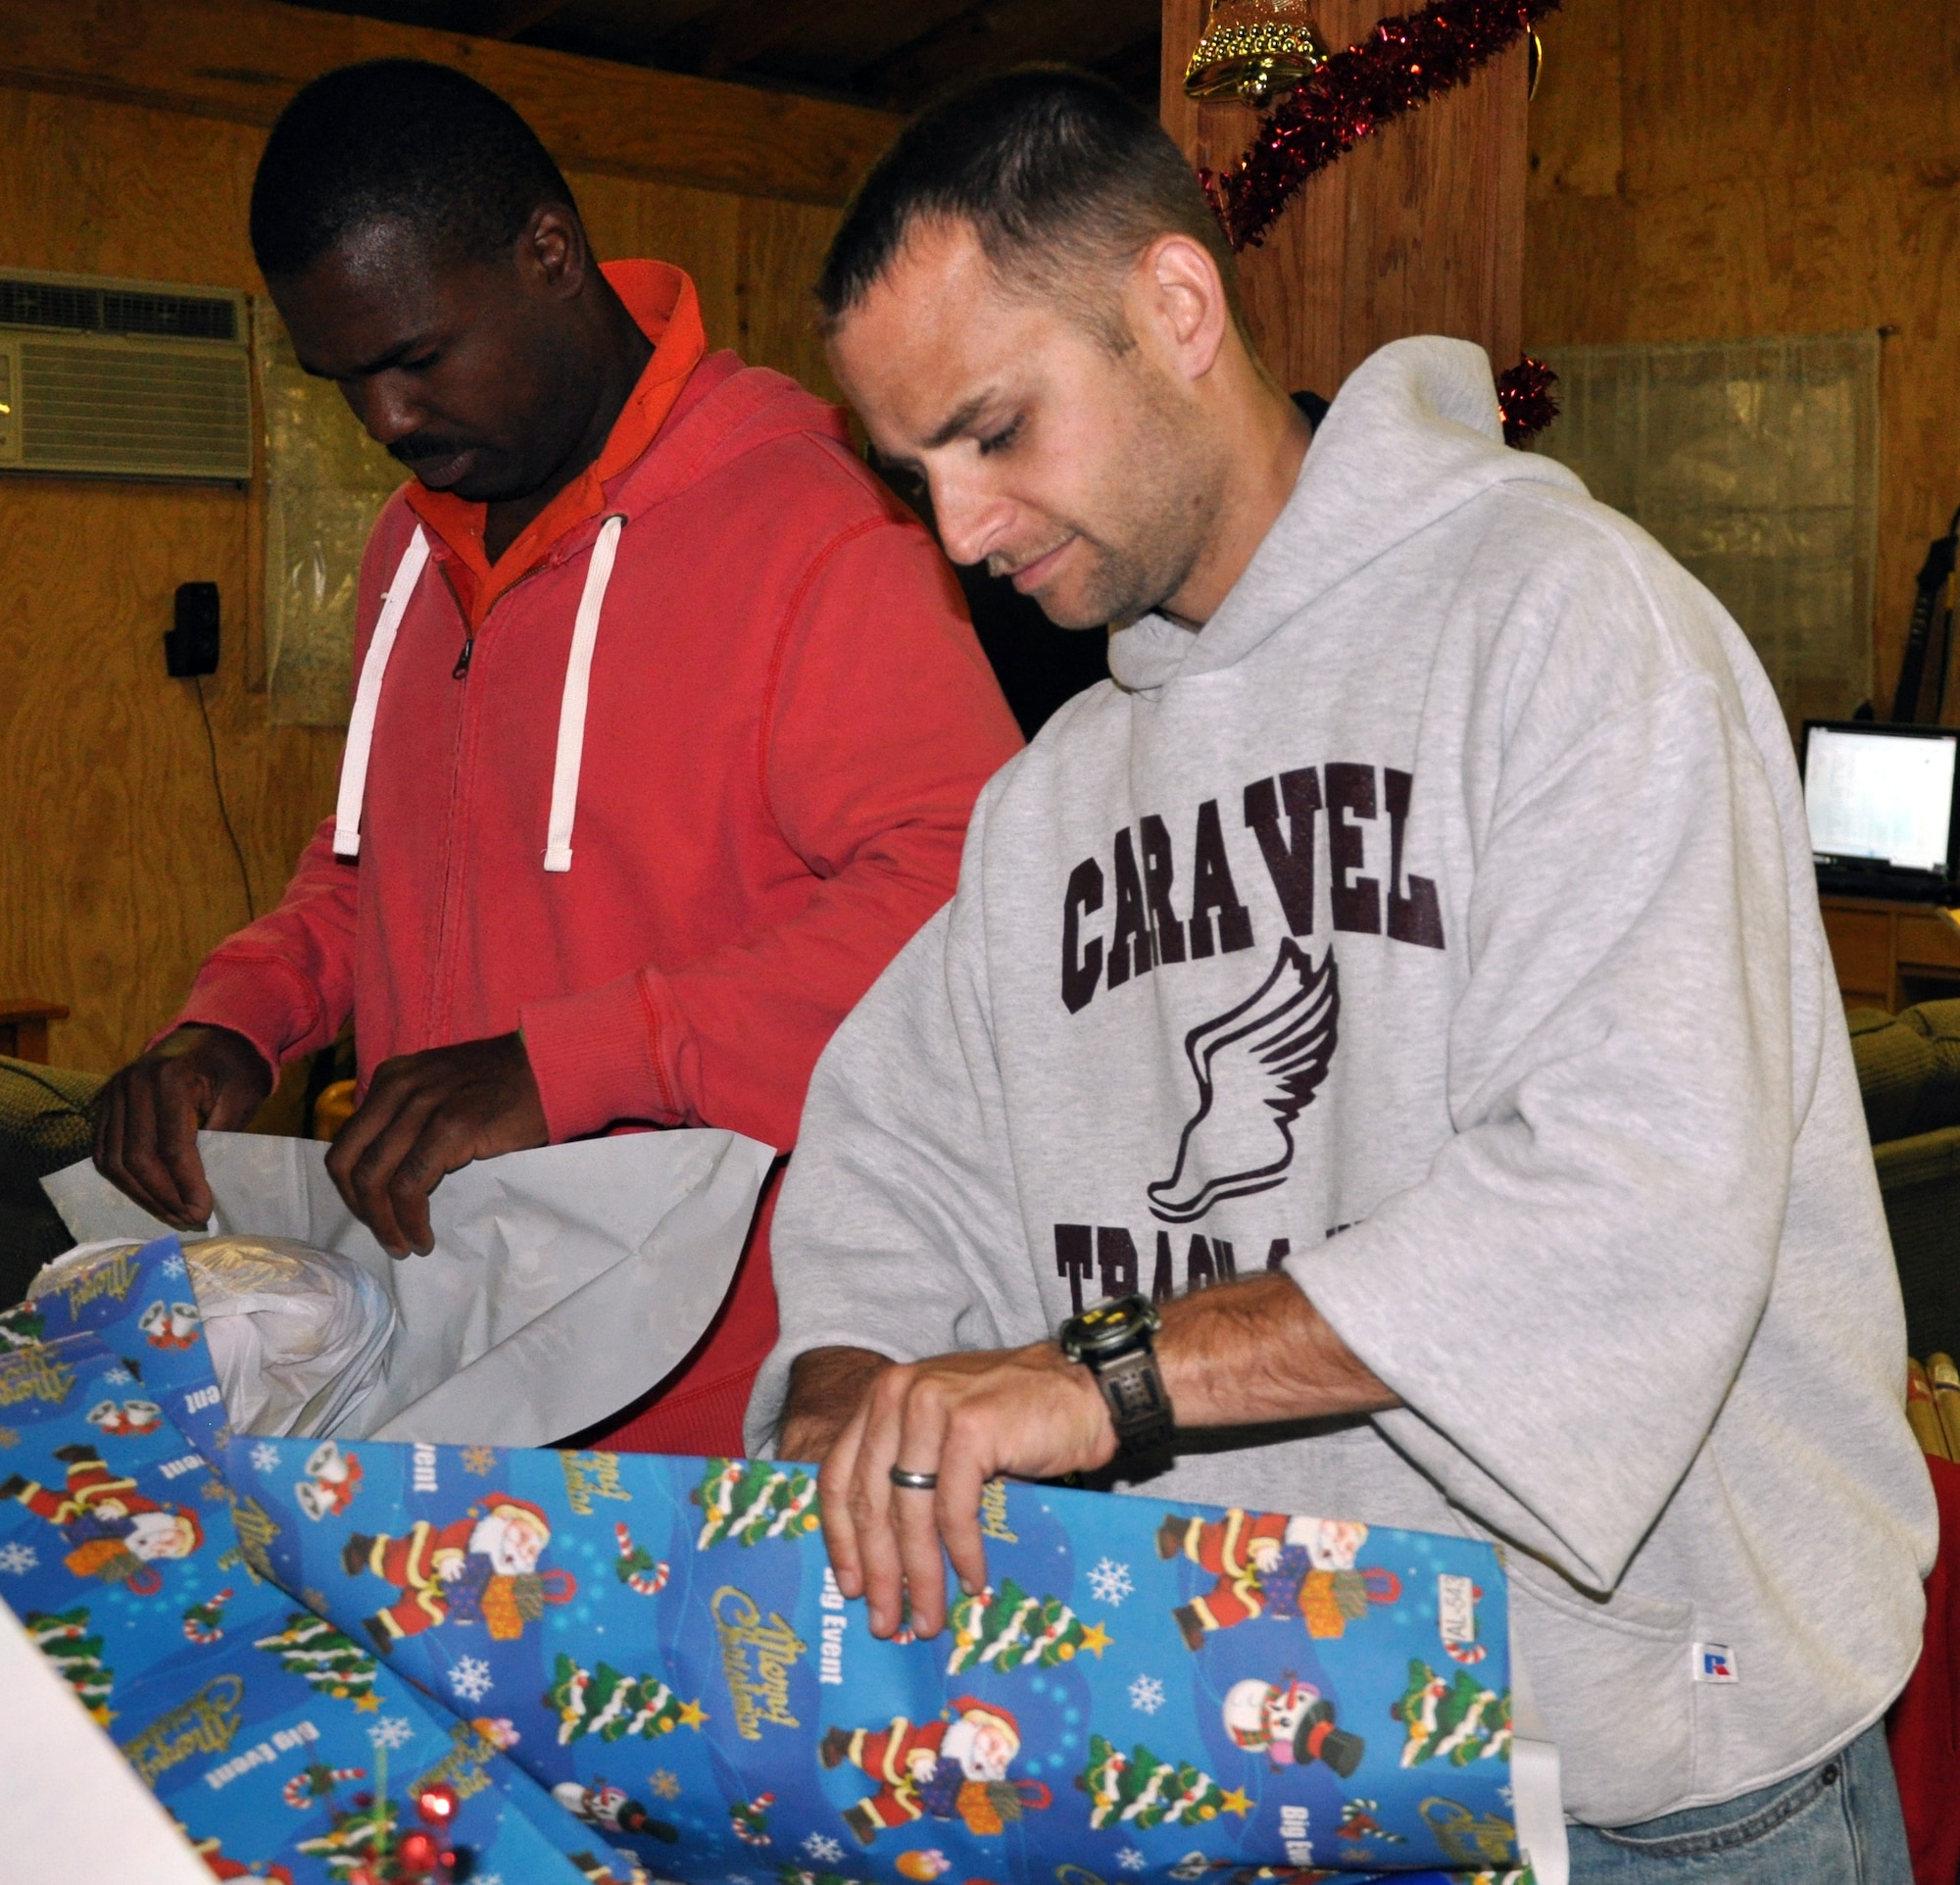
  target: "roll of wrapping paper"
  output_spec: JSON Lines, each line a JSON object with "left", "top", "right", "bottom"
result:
{"left": 1926, "top": 1352, "right": 1960, "bottom": 1459}
{"left": 1906, "top": 1359, "right": 1949, "bottom": 1459}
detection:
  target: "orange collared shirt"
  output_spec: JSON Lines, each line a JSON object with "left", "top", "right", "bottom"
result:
{"left": 403, "top": 259, "right": 709, "bottom": 630}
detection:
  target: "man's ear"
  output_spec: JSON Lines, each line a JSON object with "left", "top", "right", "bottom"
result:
{"left": 524, "top": 204, "right": 588, "bottom": 299}
{"left": 1134, "top": 232, "right": 1230, "bottom": 383}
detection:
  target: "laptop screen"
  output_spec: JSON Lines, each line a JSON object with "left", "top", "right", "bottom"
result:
{"left": 1803, "top": 722, "right": 1960, "bottom": 874}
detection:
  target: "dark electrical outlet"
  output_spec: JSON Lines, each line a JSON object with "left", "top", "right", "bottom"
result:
{"left": 166, "top": 581, "right": 220, "bottom": 678}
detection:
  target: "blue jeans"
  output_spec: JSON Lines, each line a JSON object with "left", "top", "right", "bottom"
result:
{"left": 1566, "top": 1720, "right": 1911, "bottom": 1883}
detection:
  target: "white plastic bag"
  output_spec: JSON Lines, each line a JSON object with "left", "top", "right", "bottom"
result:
{"left": 40, "top": 1128, "right": 774, "bottom": 1447}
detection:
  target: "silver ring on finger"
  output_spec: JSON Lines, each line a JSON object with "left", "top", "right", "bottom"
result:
{"left": 889, "top": 1465, "right": 939, "bottom": 1492}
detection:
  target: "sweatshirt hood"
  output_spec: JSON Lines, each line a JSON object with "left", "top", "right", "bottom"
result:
{"left": 1108, "top": 336, "right": 1587, "bottom": 694}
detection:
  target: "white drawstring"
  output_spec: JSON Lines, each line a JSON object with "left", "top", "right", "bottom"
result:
{"left": 333, "top": 525, "right": 430, "bottom": 859}
{"left": 543, "top": 514, "right": 625, "bottom": 873}
{"left": 330, "top": 515, "right": 624, "bottom": 873}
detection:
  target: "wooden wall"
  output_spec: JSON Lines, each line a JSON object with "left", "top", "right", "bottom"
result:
{"left": 0, "top": 0, "right": 895, "bottom": 1073}
{"left": 1160, "top": 0, "right": 1528, "bottom": 400}
{"left": 1525, "top": 0, "right": 1960, "bottom": 721}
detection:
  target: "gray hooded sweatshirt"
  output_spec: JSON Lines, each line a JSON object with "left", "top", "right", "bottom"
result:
{"left": 748, "top": 336, "right": 1936, "bottom": 1827}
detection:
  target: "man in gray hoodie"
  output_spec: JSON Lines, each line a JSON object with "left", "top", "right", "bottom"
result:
{"left": 748, "top": 69, "right": 1934, "bottom": 1880}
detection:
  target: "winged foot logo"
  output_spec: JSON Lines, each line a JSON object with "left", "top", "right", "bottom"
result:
{"left": 1150, "top": 941, "right": 1340, "bottom": 1223}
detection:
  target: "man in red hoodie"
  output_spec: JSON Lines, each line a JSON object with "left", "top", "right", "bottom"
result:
{"left": 90, "top": 60, "right": 1022, "bottom": 1452}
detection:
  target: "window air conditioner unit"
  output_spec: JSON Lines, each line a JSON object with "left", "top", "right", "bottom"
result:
{"left": 0, "top": 268, "right": 252, "bottom": 483}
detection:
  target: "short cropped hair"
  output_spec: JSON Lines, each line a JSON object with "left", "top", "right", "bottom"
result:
{"left": 817, "top": 68, "right": 1241, "bottom": 348}
{"left": 251, "top": 60, "right": 577, "bottom": 279}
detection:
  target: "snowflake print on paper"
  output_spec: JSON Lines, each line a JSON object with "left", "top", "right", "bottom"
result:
{"left": 250, "top": 1442, "right": 280, "bottom": 1474}
{"left": 0, "top": 1427, "right": 18, "bottom": 1449}
{"left": 0, "top": 1541, "right": 38, "bottom": 1574}
{"left": 460, "top": 1445, "right": 498, "bottom": 1477}
{"left": 100, "top": 1367, "right": 133, "bottom": 1386}
{"left": 802, "top": 1832, "right": 846, "bottom": 1863}
{"left": 1128, "top": 1673, "right": 1165, "bottom": 1714}
{"left": 448, "top": 1655, "right": 494, "bottom": 1704}
{"left": 1116, "top": 1850, "right": 1148, "bottom": 1872}
{"left": 367, "top": 1714, "right": 416, "bottom": 1752}
{"left": 650, "top": 1769, "right": 682, "bottom": 1801}
{"left": 1087, "top": 1558, "right": 1134, "bottom": 1607}
{"left": 160, "top": 1253, "right": 187, "bottom": 1279}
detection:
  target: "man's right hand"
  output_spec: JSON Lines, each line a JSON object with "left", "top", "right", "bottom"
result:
{"left": 92, "top": 1024, "right": 273, "bottom": 1228}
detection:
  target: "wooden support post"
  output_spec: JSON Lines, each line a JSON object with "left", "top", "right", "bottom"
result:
{"left": 1160, "top": 0, "right": 1529, "bottom": 401}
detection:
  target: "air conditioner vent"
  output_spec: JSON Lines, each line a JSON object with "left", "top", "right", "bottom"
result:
{"left": 19, "top": 339, "right": 250, "bottom": 478}
{"left": 0, "top": 269, "right": 251, "bottom": 482}
{"left": 0, "top": 276, "right": 237, "bottom": 342}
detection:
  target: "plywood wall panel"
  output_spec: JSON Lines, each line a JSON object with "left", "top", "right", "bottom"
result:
{"left": 1161, "top": 0, "right": 1528, "bottom": 399}
{"left": 1526, "top": 0, "right": 1960, "bottom": 718}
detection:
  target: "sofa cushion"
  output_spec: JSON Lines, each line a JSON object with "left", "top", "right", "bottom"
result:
{"left": 1901, "top": 998, "right": 1960, "bottom": 1132}
{"left": 1848, "top": 999, "right": 1960, "bottom": 1144}
{"left": 1850, "top": 1008, "right": 1937, "bottom": 1144}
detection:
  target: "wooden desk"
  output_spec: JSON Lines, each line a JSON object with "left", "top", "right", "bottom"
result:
{"left": 0, "top": 1000, "right": 67, "bottom": 1063}
{"left": 1819, "top": 898, "right": 1960, "bottom": 1012}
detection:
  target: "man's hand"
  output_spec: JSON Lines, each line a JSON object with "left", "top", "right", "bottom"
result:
{"left": 93, "top": 1024, "right": 273, "bottom": 1227}
{"left": 805, "top": 1273, "right": 1398, "bottom": 1645}
{"left": 818, "top": 1341, "right": 1115, "bottom": 1641}
{"left": 325, "top": 1030, "right": 547, "bottom": 1257}
{"left": 779, "top": 1347, "right": 892, "bottom": 1463}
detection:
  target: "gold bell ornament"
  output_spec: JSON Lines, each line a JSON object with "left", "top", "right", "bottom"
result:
{"left": 1183, "top": 0, "right": 1328, "bottom": 104}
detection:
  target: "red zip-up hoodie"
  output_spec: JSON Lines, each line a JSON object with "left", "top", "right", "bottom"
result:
{"left": 172, "top": 263, "right": 1023, "bottom": 1450}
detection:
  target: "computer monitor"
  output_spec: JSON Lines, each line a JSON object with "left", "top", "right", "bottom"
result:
{"left": 1801, "top": 719, "right": 1960, "bottom": 898}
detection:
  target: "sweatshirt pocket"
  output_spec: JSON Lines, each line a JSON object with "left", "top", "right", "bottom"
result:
{"left": 1504, "top": 1551, "right": 1692, "bottom": 1827}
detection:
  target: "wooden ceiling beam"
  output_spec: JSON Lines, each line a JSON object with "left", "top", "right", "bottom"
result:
{"left": 474, "top": 0, "right": 570, "bottom": 40}
{"left": 0, "top": 0, "right": 902, "bottom": 207}
{"left": 865, "top": 0, "right": 1160, "bottom": 108}
{"left": 692, "top": 0, "right": 836, "bottom": 78}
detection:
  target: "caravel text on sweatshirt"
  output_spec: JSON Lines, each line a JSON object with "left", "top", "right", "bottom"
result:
{"left": 752, "top": 337, "right": 1938, "bottom": 1826}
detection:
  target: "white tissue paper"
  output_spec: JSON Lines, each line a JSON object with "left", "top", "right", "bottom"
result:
{"left": 39, "top": 1128, "right": 774, "bottom": 1448}
{"left": 30, "top": 1235, "right": 395, "bottom": 1439}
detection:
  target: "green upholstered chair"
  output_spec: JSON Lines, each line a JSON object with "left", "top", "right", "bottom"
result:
{"left": 1848, "top": 1000, "right": 1960, "bottom": 1358}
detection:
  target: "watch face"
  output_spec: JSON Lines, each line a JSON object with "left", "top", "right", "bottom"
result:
{"left": 1065, "top": 1292, "right": 1160, "bottom": 1360}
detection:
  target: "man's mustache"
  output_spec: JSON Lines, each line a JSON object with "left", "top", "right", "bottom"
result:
{"left": 387, "top": 432, "right": 478, "bottom": 465}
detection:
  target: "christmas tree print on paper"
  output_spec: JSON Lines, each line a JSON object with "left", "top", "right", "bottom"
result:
{"left": 180, "top": 1587, "right": 234, "bottom": 1644}
{"left": 24, "top": 1608, "right": 115, "bottom": 1724}
{"left": 0, "top": 1302, "right": 44, "bottom": 1354}
{"left": 1077, "top": 1736, "right": 1247, "bottom": 1831}
{"left": 946, "top": 1578, "right": 1108, "bottom": 1673}
{"left": 1391, "top": 1660, "right": 1511, "bottom": 1767}
{"left": 253, "top": 1611, "right": 381, "bottom": 1710}
{"left": 296, "top": 1792, "right": 399, "bottom": 1879}
{"left": 693, "top": 1458, "right": 820, "bottom": 1549}
{"left": 546, "top": 1651, "right": 705, "bottom": 1745}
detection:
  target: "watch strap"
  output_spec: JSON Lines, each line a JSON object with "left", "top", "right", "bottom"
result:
{"left": 1091, "top": 1343, "right": 1175, "bottom": 1460}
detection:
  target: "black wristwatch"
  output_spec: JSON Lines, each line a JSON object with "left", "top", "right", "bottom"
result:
{"left": 1058, "top": 1293, "right": 1175, "bottom": 1461}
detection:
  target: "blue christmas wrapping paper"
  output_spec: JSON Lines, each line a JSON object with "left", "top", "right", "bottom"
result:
{"left": 2, "top": 1236, "right": 1531, "bottom": 1885}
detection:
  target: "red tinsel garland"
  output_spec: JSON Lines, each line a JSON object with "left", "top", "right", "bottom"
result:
{"left": 1201, "top": 0, "right": 1562, "bottom": 252}
{"left": 1494, "top": 354, "right": 1559, "bottom": 447}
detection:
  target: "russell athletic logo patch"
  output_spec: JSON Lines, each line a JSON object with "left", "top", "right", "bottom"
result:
{"left": 1690, "top": 1643, "right": 1739, "bottom": 1684}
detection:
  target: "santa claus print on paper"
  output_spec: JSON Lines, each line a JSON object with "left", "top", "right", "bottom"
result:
{"left": 339, "top": 1491, "right": 576, "bottom": 1655}
{"left": 1, "top": 1441, "right": 204, "bottom": 1591}
{"left": 1158, "top": 1508, "right": 1394, "bottom": 1650}
{"left": 821, "top": 1698, "right": 1053, "bottom": 1846}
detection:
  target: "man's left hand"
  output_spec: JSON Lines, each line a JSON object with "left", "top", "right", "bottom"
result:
{"left": 325, "top": 1031, "right": 548, "bottom": 1256}
{"left": 817, "top": 1341, "right": 1116, "bottom": 1641}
